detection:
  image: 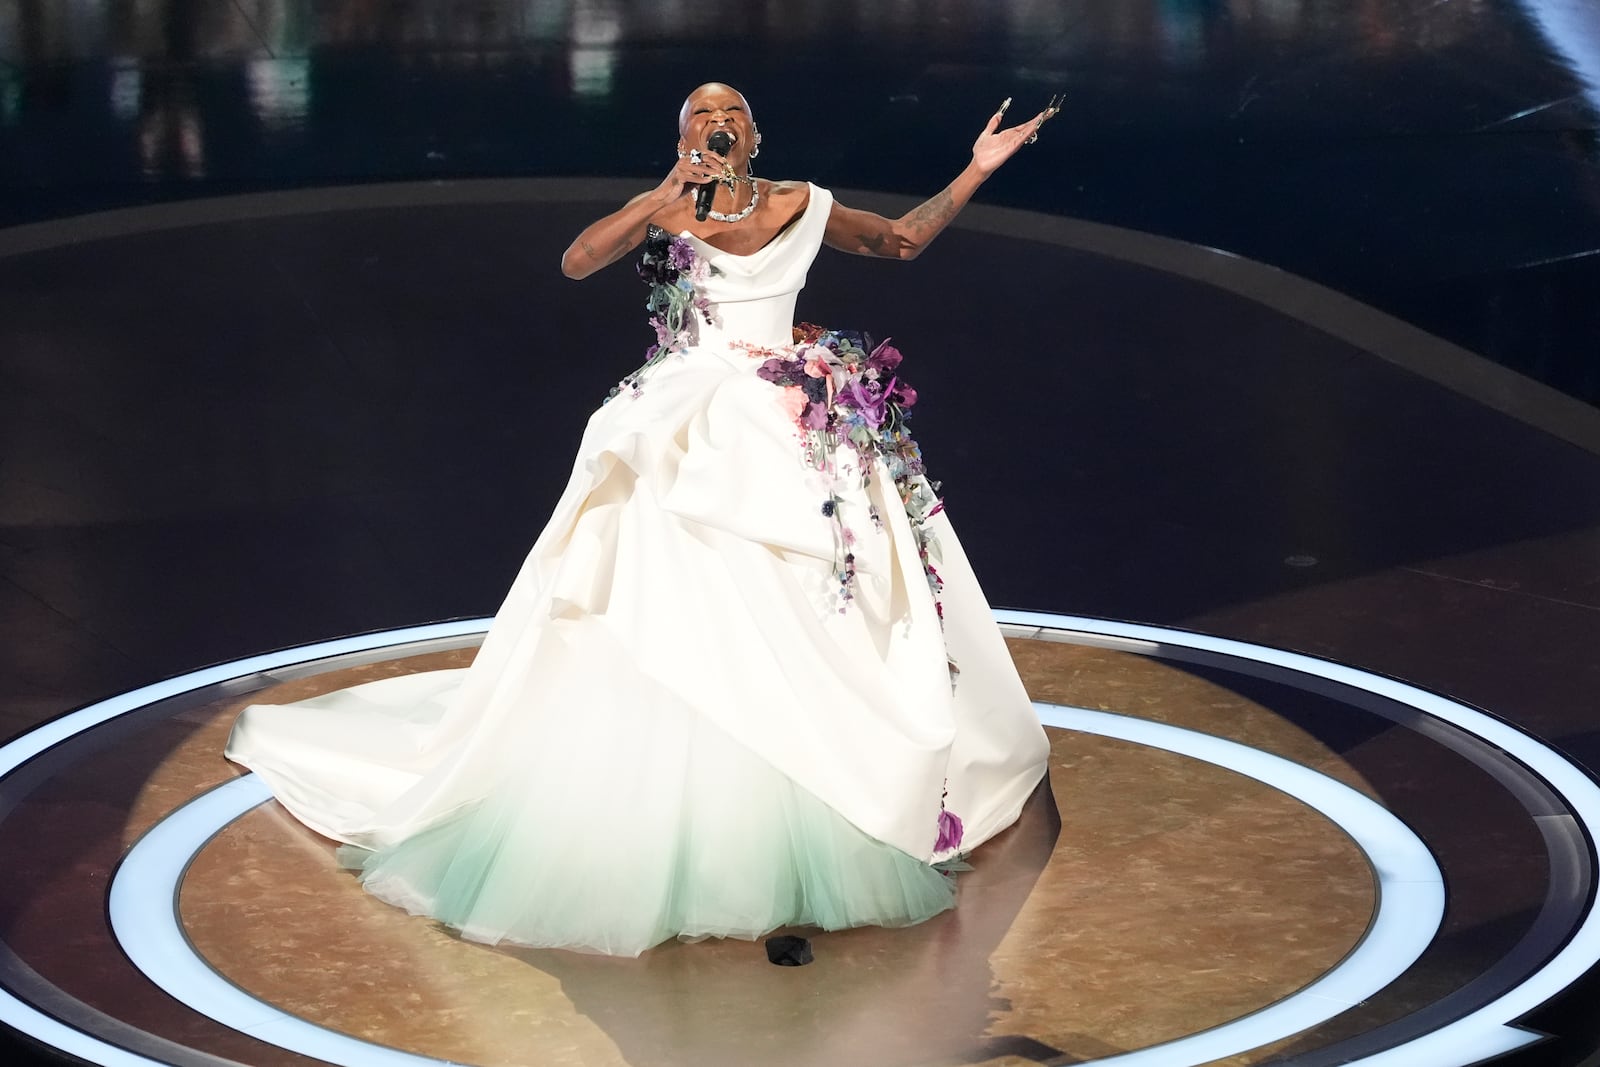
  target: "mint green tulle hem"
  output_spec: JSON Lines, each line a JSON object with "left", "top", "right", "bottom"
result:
{"left": 336, "top": 786, "right": 954, "bottom": 957}
{"left": 333, "top": 707, "right": 956, "bottom": 957}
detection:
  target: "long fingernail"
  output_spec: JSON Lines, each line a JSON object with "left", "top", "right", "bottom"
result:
{"left": 998, "top": 96, "right": 1012, "bottom": 117}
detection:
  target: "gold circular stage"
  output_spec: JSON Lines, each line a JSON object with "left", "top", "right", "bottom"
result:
{"left": 2, "top": 616, "right": 1591, "bottom": 1067}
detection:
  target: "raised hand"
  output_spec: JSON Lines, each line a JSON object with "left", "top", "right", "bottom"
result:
{"left": 971, "top": 94, "right": 1063, "bottom": 175}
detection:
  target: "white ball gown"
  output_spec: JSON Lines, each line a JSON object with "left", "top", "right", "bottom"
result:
{"left": 225, "top": 184, "right": 1050, "bottom": 957}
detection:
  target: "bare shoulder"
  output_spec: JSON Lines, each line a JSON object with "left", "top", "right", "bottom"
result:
{"left": 762, "top": 179, "right": 812, "bottom": 204}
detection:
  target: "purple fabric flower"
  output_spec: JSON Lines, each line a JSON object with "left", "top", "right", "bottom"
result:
{"left": 843, "top": 378, "right": 889, "bottom": 428}
{"left": 756, "top": 357, "right": 802, "bottom": 387}
{"left": 935, "top": 808, "right": 964, "bottom": 852}
{"left": 868, "top": 338, "right": 903, "bottom": 373}
{"left": 668, "top": 237, "right": 697, "bottom": 272}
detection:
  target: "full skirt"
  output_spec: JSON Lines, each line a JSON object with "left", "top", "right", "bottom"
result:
{"left": 226, "top": 342, "right": 1049, "bottom": 956}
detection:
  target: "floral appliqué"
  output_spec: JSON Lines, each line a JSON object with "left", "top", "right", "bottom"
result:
{"left": 935, "top": 779, "right": 965, "bottom": 855}
{"left": 751, "top": 327, "right": 949, "bottom": 637}
{"left": 609, "top": 229, "right": 718, "bottom": 400}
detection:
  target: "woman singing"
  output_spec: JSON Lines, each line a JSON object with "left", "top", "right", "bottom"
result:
{"left": 227, "top": 83, "right": 1059, "bottom": 957}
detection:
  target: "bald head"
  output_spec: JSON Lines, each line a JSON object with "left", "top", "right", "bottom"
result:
{"left": 678, "top": 83, "right": 754, "bottom": 136}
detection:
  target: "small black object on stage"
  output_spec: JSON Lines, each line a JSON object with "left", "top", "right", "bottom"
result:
{"left": 765, "top": 935, "right": 813, "bottom": 966}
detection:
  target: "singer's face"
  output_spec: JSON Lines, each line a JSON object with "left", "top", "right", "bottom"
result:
{"left": 678, "top": 83, "right": 755, "bottom": 159}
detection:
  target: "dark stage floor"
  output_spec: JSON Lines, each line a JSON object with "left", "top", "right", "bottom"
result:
{"left": 2, "top": 3, "right": 1600, "bottom": 1067}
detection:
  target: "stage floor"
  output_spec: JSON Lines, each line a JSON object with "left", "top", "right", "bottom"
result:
{"left": 10, "top": 611, "right": 1596, "bottom": 1067}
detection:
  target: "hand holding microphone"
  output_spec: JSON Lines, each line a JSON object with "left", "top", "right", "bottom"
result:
{"left": 694, "top": 130, "right": 735, "bottom": 222}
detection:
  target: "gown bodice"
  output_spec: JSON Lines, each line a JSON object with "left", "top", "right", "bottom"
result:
{"left": 673, "top": 184, "right": 834, "bottom": 354}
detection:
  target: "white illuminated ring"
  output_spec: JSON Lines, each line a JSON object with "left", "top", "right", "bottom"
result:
{"left": 110, "top": 695, "right": 1445, "bottom": 1067}
{"left": 2, "top": 612, "right": 1593, "bottom": 1065}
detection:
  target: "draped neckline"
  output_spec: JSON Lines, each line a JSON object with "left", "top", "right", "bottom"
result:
{"left": 677, "top": 183, "right": 817, "bottom": 262}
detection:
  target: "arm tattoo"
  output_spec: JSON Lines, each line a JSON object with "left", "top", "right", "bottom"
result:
{"left": 905, "top": 186, "right": 957, "bottom": 237}
{"left": 580, "top": 239, "right": 600, "bottom": 260}
{"left": 857, "top": 231, "right": 893, "bottom": 256}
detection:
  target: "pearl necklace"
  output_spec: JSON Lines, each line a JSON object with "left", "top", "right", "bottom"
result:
{"left": 708, "top": 183, "right": 759, "bottom": 224}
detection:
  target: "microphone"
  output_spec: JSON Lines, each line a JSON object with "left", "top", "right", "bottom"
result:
{"left": 695, "top": 130, "right": 735, "bottom": 222}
